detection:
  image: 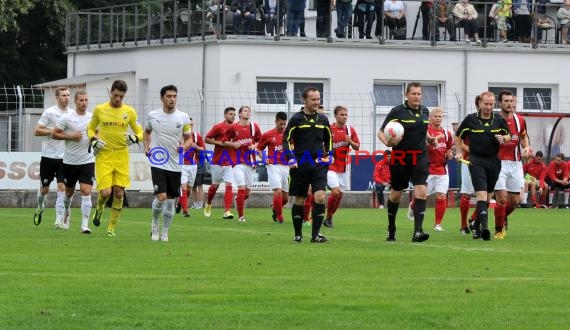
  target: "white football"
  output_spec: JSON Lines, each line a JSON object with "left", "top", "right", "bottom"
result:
{"left": 384, "top": 121, "right": 404, "bottom": 140}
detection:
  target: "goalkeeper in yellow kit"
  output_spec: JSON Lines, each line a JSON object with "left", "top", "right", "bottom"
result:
{"left": 87, "top": 80, "right": 143, "bottom": 237}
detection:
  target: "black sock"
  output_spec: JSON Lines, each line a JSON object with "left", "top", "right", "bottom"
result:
{"left": 413, "top": 198, "right": 426, "bottom": 232}
{"left": 292, "top": 204, "right": 304, "bottom": 237}
{"left": 387, "top": 199, "right": 399, "bottom": 231}
{"left": 312, "top": 203, "right": 325, "bottom": 238}
{"left": 476, "top": 201, "right": 488, "bottom": 229}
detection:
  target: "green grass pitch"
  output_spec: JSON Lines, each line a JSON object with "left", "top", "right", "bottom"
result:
{"left": 1, "top": 206, "right": 569, "bottom": 329}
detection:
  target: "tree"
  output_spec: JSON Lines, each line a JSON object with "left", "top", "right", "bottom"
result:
{"left": 0, "top": 0, "right": 73, "bottom": 86}
{"left": 0, "top": 0, "right": 35, "bottom": 32}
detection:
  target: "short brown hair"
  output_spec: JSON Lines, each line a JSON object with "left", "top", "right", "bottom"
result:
{"left": 333, "top": 105, "right": 347, "bottom": 115}
{"left": 111, "top": 80, "right": 128, "bottom": 93}
{"left": 406, "top": 82, "right": 422, "bottom": 93}
{"left": 74, "top": 90, "right": 88, "bottom": 101}
{"left": 55, "top": 87, "right": 69, "bottom": 97}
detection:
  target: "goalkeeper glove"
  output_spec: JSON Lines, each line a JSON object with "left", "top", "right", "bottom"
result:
{"left": 126, "top": 133, "right": 139, "bottom": 146}
{"left": 89, "top": 139, "right": 105, "bottom": 156}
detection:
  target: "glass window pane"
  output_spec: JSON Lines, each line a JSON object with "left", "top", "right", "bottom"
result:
{"left": 523, "top": 88, "right": 551, "bottom": 111}
{"left": 257, "top": 82, "right": 287, "bottom": 104}
{"left": 293, "top": 83, "right": 324, "bottom": 105}
{"left": 373, "top": 84, "right": 402, "bottom": 106}
{"left": 422, "top": 85, "right": 439, "bottom": 107}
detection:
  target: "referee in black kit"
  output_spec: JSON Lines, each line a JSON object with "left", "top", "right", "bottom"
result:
{"left": 455, "top": 91, "right": 511, "bottom": 241}
{"left": 378, "top": 82, "right": 431, "bottom": 243}
{"left": 283, "top": 87, "right": 332, "bottom": 243}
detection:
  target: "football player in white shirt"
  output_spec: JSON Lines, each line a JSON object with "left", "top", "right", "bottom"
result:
{"left": 52, "top": 91, "right": 95, "bottom": 233}
{"left": 143, "top": 85, "right": 192, "bottom": 242}
{"left": 33, "top": 87, "right": 71, "bottom": 228}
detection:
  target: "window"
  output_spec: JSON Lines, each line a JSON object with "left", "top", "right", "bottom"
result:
{"left": 256, "top": 82, "right": 287, "bottom": 105}
{"left": 488, "top": 85, "right": 553, "bottom": 111}
{"left": 523, "top": 88, "right": 551, "bottom": 111}
{"left": 373, "top": 82, "right": 441, "bottom": 113}
{"left": 256, "top": 79, "right": 326, "bottom": 111}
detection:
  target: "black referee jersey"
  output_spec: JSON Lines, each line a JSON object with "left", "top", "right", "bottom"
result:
{"left": 381, "top": 101, "right": 430, "bottom": 154}
{"left": 456, "top": 112, "right": 510, "bottom": 157}
{"left": 283, "top": 110, "right": 332, "bottom": 162}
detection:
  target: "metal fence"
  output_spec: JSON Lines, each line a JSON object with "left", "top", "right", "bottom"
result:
{"left": 2, "top": 86, "right": 570, "bottom": 159}
{"left": 0, "top": 86, "right": 44, "bottom": 152}
{"left": 64, "top": 0, "right": 565, "bottom": 51}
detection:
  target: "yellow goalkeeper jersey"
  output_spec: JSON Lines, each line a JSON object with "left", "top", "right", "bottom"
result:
{"left": 88, "top": 102, "right": 143, "bottom": 150}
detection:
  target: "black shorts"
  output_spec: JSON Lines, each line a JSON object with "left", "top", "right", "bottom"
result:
{"left": 194, "top": 171, "right": 204, "bottom": 186}
{"left": 39, "top": 157, "right": 64, "bottom": 187}
{"left": 389, "top": 153, "right": 429, "bottom": 191}
{"left": 468, "top": 155, "right": 501, "bottom": 193}
{"left": 63, "top": 163, "right": 95, "bottom": 188}
{"left": 545, "top": 179, "right": 570, "bottom": 190}
{"left": 289, "top": 163, "right": 328, "bottom": 197}
{"left": 151, "top": 167, "right": 182, "bottom": 198}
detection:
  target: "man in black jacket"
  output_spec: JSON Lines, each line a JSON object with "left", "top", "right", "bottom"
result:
{"left": 283, "top": 87, "right": 332, "bottom": 243}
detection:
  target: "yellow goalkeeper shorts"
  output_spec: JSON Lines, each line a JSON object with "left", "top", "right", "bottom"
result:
{"left": 95, "top": 148, "right": 130, "bottom": 190}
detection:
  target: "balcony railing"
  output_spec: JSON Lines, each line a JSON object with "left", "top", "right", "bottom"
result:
{"left": 65, "top": 0, "right": 565, "bottom": 51}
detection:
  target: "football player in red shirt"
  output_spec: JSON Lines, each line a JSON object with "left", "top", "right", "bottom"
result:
{"left": 324, "top": 106, "right": 360, "bottom": 227}
{"left": 258, "top": 112, "right": 289, "bottom": 223}
{"left": 224, "top": 106, "right": 262, "bottom": 222}
{"left": 493, "top": 90, "right": 532, "bottom": 239}
{"left": 204, "top": 107, "right": 237, "bottom": 219}
{"left": 522, "top": 151, "right": 548, "bottom": 208}
{"left": 424, "top": 108, "right": 454, "bottom": 231}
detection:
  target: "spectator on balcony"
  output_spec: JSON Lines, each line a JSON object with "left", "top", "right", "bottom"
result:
{"left": 494, "top": 0, "right": 512, "bottom": 43}
{"left": 513, "top": 0, "right": 532, "bottom": 43}
{"left": 384, "top": 0, "right": 407, "bottom": 35}
{"left": 315, "top": 0, "right": 333, "bottom": 37}
{"left": 286, "top": 0, "right": 306, "bottom": 36}
{"left": 557, "top": 0, "right": 570, "bottom": 44}
{"left": 432, "top": 0, "right": 456, "bottom": 41}
{"left": 334, "top": 0, "right": 354, "bottom": 38}
{"left": 355, "top": 0, "right": 376, "bottom": 39}
{"left": 231, "top": 0, "right": 257, "bottom": 35}
{"left": 264, "top": 0, "right": 286, "bottom": 36}
{"left": 453, "top": 0, "right": 481, "bottom": 44}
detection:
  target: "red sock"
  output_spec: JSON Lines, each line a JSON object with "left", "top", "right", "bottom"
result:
{"left": 435, "top": 198, "right": 447, "bottom": 225}
{"left": 460, "top": 195, "right": 470, "bottom": 228}
{"left": 505, "top": 204, "right": 515, "bottom": 217}
{"left": 180, "top": 189, "right": 189, "bottom": 212}
{"left": 207, "top": 185, "right": 218, "bottom": 204}
{"left": 281, "top": 195, "right": 288, "bottom": 208}
{"left": 245, "top": 188, "right": 250, "bottom": 200}
{"left": 304, "top": 194, "right": 313, "bottom": 221}
{"left": 470, "top": 209, "right": 478, "bottom": 221}
{"left": 326, "top": 194, "right": 337, "bottom": 219}
{"left": 236, "top": 189, "right": 246, "bottom": 217}
{"left": 224, "top": 185, "right": 233, "bottom": 211}
{"left": 273, "top": 193, "right": 283, "bottom": 221}
{"left": 494, "top": 203, "right": 505, "bottom": 230}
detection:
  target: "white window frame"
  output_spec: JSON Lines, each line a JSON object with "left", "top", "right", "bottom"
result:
{"left": 489, "top": 85, "right": 555, "bottom": 112}
{"left": 373, "top": 81, "right": 442, "bottom": 114}
{"left": 256, "top": 78, "right": 327, "bottom": 112}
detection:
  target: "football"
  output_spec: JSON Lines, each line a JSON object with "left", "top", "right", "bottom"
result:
{"left": 384, "top": 121, "right": 404, "bottom": 140}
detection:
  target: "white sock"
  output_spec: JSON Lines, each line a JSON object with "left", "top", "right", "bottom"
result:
{"left": 522, "top": 193, "right": 528, "bottom": 204}
{"left": 565, "top": 191, "right": 570, "bottom": 204}
{"left": 152, "top": 198, "right": 165, "bottom": 228}
{"left": 63, "top": 194, "right": 73, "bottom": 212}
{"left": 163, "top": 199, "right": 175, "bottom": 234}
{"left": 37, "top": 190, "right": 46, "bottom": 210}
{"left": 55, "top": 191, "right": 65, "bottom": 224}
{"left": 81, "top": 195, "right": 92, "bottom": 228}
